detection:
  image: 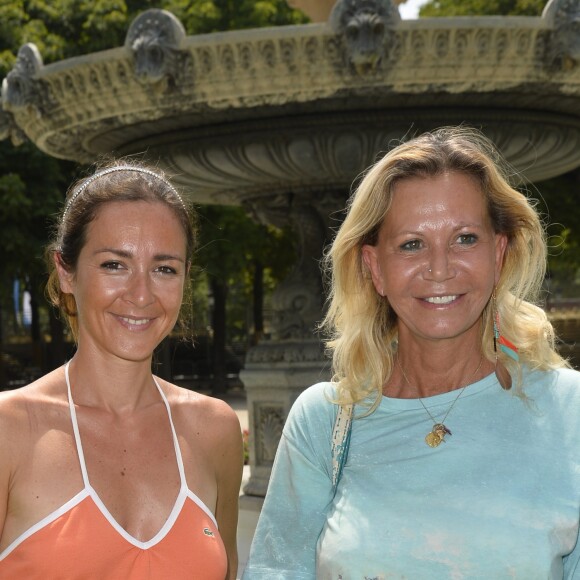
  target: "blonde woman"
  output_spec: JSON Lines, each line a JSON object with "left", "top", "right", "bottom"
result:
{"left": 244, "top": 127, "right": 580, "bottom": 578}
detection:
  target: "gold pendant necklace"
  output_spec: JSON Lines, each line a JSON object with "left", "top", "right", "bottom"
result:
{"left": 397, "top": 355, "right": 483, "bottom": 448}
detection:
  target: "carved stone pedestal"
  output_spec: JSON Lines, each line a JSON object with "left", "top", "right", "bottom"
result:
{"left": 239, "top": 192, "right": 340, "bottom": 495}
{"left": 241, "top": 339, "right": 329, "bottom": 496}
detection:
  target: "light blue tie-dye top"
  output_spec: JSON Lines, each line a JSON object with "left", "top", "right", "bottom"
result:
{"left": 243, "top": 367, "right": 580, "bottom": 579}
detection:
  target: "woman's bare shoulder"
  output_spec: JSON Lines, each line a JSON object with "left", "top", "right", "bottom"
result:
{"left": 0, "top": 367, "right": 68, "bottom": 473}
{"left": 160, "top": 382, "right": 242, "bottom": 447}
{"left": 0, "top": 367, "right": 67, "bottom": 430}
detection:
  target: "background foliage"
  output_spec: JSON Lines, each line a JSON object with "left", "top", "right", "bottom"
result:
{"left": 419, "top": 0, "right": 546, "bottom": 17}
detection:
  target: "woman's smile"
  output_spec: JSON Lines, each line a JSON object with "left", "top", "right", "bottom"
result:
{"left": 115, "top": 315, "right": 155, "bottom": 329}
{"left": 422, "top": 294, "right": 460, "bottom": 305}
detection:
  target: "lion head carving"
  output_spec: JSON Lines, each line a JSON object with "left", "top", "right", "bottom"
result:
{"left": 543, "top": 0, "right": 580, "bottom": 68}
{"left": 125, "top": 10, "right": 186, "bottom": 86}
{"left": 330, "top": 0, "right": 400, "bottom": 73}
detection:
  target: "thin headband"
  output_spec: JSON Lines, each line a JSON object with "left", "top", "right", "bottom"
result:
{"left": 62, "top": 166, "right": 187, "bottom": 219}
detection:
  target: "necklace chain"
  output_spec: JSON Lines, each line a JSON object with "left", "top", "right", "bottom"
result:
{"left": 396, "top": 355, "right": 484, "bottom": 448}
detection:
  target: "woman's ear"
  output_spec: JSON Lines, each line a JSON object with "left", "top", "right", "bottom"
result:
{"left": 54, "top": 252, "right": 75, "bottom": 295}
{"left": 361, "top": 245, "right": 384, "bottom": 296}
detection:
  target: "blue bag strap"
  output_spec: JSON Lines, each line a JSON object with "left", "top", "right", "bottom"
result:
{"left": 331, "top": 403, "right": 353, "bottom": 493}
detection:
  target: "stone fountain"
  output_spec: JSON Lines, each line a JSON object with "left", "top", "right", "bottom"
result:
{"left": 2, "top": 0, "right": 580, "bottom": 498}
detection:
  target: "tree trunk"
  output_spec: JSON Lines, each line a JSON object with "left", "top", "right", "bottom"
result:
{"left": 210, "top": 277, "right": 228, "bottom": 396}
{"left": 252, "top": 260, "right": 264, "bottom": 346}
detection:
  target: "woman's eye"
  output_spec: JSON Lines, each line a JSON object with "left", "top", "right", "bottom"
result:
{"left": 156, "top": 265, "right": 177, "bottom": 275}
{"left": 400, "top": 239, "right": 422, "bottom": 251}
{"left": 101, "top": 261, "right": 123, "bottom": 270}
{"left": 458, "top": 233, "right": 478, "bottom": 245}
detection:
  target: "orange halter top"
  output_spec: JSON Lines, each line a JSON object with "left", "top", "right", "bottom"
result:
{"left": 0, "top": 363, "right": 228, "bottom": 579}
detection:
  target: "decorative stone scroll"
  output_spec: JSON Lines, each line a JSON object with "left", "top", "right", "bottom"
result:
{"left": 255, "top": 403, "right": 285, "bottom": 466}
{"left": 245, "top": 340, "right": 327, "bottom": 365}
{"left": 0, "top": 109, "right": 26, "bottom": 146}
{"left": 1, "top": 44, "right": 51, "bottom": 115}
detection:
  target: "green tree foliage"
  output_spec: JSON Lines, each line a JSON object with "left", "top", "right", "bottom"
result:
{"left": 532, "top": 171, "right": 580, "bottom": 297}
{"left": 0, "top": 0, "right": 307, "bottom": 71}
{"left": 0, "top": 145, "right": 72, "bottom": 283}
{"left": 164, "top": 0, "right": 308, "bottom": 33}
{"left": 419, "top": 0, "right": 547, "bottom": 17}
{"left": 198, "top": 205, "right": 295, "bottom": 320}
{"left": 194, "top": 205, "right": 295, "bottom": 392}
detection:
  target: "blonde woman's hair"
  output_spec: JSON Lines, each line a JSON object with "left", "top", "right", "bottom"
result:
{"left": 321, "top": 126, "right": 567, "bottom": 409}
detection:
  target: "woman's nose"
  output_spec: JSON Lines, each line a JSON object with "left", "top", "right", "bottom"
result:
{"left": 425, "top": 247, "right": 456, "bottom": 281}
{"left": 124, "top": 271, "right": 155, "bottom": 307}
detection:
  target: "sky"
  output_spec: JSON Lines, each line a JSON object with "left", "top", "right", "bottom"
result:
{"left": 398, "top": 0, "right": 430, "bottom": 19}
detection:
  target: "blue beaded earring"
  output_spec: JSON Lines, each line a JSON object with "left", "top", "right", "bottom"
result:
{"left": 493, "top": 290, "right": 519, "bottom": 362}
